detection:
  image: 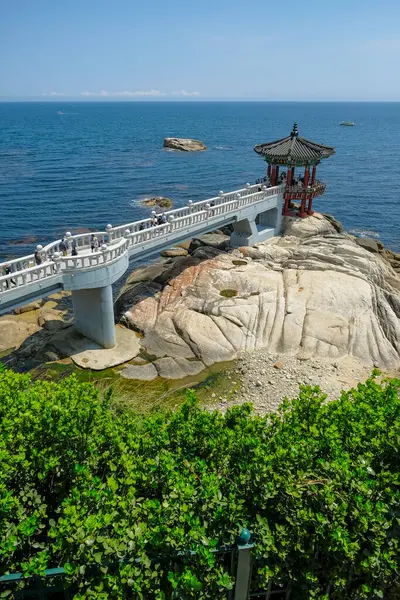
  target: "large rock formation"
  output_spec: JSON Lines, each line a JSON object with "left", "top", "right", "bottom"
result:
{"left": 117, "top": 213, "right": 400, "bottom": 373}
{"left": 163, "top": 138, "right": 207, "bottom": 152}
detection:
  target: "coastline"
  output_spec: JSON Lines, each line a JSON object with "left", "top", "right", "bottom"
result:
{"left": 1, "top": 211, "right": 399, "bottom": 415}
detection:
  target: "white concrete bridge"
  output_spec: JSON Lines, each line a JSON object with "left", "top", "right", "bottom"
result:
{"left": 0, "top": 183, "right": 285, "bottom": 348}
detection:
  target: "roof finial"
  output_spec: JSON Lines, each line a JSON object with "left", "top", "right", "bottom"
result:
{"left": 291, "top": 122, "right": 299, "bottom": 137}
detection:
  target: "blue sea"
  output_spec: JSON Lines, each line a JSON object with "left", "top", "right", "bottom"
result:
{"left": 0, "top": 101, "right": 399, "bottom": 258}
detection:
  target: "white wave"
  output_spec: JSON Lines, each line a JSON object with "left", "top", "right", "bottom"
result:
{"left": 349, "top": 229, "right": 380, "bottom": 239}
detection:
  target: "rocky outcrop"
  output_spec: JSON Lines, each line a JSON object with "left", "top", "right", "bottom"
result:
{"left": 161, "top": 248, "right": 188, "bottom": 258}
{"left": 163, "top": 138, "right": 207, "bottom": 152}
{"left": 141, "top": 197, "right": 173, "bottom": 209}
{"left": 117, "top": 213, "right": 400, "bottom": 376}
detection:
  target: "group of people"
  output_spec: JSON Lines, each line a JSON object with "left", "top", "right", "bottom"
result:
{"left": 138, "top": 213, "right": 168, "bottom": 230}
{"left": 59, "top": 237, "right": 80, "bottom": 256}
{"left": 256, "top": 172, "right": 307, "bottom": 189}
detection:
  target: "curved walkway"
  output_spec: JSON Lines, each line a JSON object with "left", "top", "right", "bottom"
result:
{"left": 0, "top": 182, "right": 284, "bottom": 314}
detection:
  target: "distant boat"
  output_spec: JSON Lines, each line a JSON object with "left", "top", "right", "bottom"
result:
{"left": 339, "top": 121, "right": 355, "bottom": 126}
{"left": 57, "top": 111, "right": 64, "bottom": 115}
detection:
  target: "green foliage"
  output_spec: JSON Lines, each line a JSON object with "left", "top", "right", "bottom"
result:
{"left": 0, "top": 370, "right": 399, "bottom": 598}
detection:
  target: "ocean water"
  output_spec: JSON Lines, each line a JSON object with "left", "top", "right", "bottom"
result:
{"left": 0, "top": 101, "right": 399, "bottom": 259}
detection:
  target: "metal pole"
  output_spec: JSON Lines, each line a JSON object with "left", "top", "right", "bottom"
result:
{"left": 234, "top": 544, "right": 253, "bottom": 600}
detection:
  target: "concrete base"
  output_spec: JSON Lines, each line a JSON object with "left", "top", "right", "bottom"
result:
{"left": 71, "top": 325, "right": 140, "bottom": 370}
{"left": 71, "top": 284, "right": 116, "bottom": 348}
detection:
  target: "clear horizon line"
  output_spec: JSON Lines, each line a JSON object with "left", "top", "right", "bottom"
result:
{"left": 1, "top": 98, "right": 400, "bottom": 103}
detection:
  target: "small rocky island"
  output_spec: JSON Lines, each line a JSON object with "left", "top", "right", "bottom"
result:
{"left": 141, "top": 197, "right": 173, "bottom": 209}
{"left": 163, "top": 138, "right": 207, "bottom": 152}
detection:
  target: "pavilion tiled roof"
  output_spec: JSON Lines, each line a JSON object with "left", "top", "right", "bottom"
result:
{"left": 254, "top": 123, "right": 335, "bottom": 165}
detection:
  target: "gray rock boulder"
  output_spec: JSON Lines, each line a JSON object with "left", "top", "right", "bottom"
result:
{"left": 163, "top": 138, "right": 207, "bottom": 152}
{"left": 161, "top": 248, "right": 189, "bottom": 258}
{"left": 121, "top": 363, "right": 158, "bottom": 381}
{"left": 154, "top": 357, "right": 205, "bottom": 379}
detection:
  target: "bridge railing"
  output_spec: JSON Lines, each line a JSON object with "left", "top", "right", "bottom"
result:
{"left": 0, "top": 183, "right": 284, "bottom": 296}
{"left": 125, "top": 186, "right": 285, "bottom": 251}
{"left": 110, "top": 183, "right": 269, "bottom": 240}
{"left": 0, "top": 261, "right": 61, "bottom": 294}
{"left": 58, "top": 238, "right": 130, "bottom": 271}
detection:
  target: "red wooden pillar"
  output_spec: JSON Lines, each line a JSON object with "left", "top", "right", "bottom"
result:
{"left": 304, "top": 166, "right": 310, "bottom": 187}
{"left": 307, "top": 195, "right": 314, "bottom": 215}
{"left": 283, "top": 193, "right": 291, "bottom": 216}
{"left": 286, "top": 167, "right": 292, "bottom": 190}
{"left": 267, "top": 163, "right": 272, "bottom": 178}
{"left": 283, "top": 167, "right": 292, "bottom": 215}
{"left": 271, "top": 165, "right": 277, "bottom": 186}
{"left": 299, "top": 194, "right": 308, "bottom": 218}
{"left": 311, "top": 164, "right": 317, "bottom": 185}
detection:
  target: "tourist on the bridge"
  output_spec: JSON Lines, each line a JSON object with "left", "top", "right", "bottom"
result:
{"left": 93, "top": 236, "right": 99, "bottom": 251}
{"left": 71, "top": 239, "right": 78, "bottom": 256}
{"left": 4, "top": 264, "right": 16, "bottom": 288}
{"left": 157, "top": 214, "right": 163, "bottom": 226}
{"left": 90, "top": 234, "right": 95, "bottom": 252}
{"left": 151, "top": 215, "right": 158, "bottom": 227}
{"left": 59, "top": 238, "right": 68, "bottom": 257}
{"left": 34, "top": 248, "right": 42, "bottom": 265}
{"left": 139, "top": 223, "right": 144, "bottom": 231}
{"left": 161, "top": 213, "right": 167, "bottom": 224}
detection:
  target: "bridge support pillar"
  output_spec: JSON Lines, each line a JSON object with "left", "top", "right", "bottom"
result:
{"left": 230, "top": 203, "right": 283, "bottom": 247}
{"left": 71, "top": 284, "right": 116, "bottom": 349}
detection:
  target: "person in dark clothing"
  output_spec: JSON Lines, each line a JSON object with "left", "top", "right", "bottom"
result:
{"left": 34, "top": 249, "right": 42, "bottom": 265}
{"left": 4, "top": 264, "right": 16, "bottom": 288}
{"left": 59, "top": 239, "right": 67, "bottom": 256}
{"left": 71, "top": 239, "right": 78, "bottom": 256}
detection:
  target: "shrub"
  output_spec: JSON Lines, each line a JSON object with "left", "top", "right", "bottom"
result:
{"left": 0, "top": 369, "right": 399, "bottom": 598}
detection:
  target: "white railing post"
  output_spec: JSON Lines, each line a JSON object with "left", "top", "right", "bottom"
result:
{"left": 101, "top": 243, "right": 108, "bottom": 264}
{"left": 105, "top": 224, "right": 113, "bottom": 243}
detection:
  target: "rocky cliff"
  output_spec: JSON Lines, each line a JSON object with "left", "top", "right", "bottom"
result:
{"left": 116, "top": 214, "right": 400, "bottom": 377}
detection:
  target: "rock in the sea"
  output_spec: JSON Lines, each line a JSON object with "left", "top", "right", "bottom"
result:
{"left": 118, "top": 214, "right": 400, "bottom": 370}
{"left": 163, "top": 138, "right": 207, "bottom": 152}
{"left": 161, "top": 248, "right": 189, "bottom": 258}
{"left": 141, "top": 197, "right": 173, "bottom": 209}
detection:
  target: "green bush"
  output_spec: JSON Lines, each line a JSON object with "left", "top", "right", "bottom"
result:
{"left": 0, "top": 369, "right": 399, "bottom": 598}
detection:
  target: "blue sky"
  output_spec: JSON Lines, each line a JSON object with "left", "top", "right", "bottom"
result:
{"left": 1, "top": 0, "right": 400, "bottom": 100}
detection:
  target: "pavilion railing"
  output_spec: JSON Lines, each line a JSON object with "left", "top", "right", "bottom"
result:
{"left": 285, "top": 180, "right": 326, "bottom": 198}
